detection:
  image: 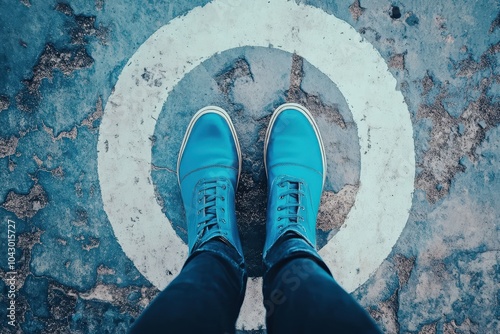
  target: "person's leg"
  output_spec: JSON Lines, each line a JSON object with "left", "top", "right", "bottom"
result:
{"left": 129, "top": 239, "right": 246, "bottom": 334}
{"left": 263, "top": 234, "right": 381, "bottom": 334}
{"left": 129, "top": 106, "right": 246, "bottom": 333}
{"left": 262, "top": 103, "right": 381, "bottom": 333}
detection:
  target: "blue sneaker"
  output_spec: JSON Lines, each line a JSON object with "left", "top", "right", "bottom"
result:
{"left": 177, "top": 106, "right": 243, "bottom": 256}
{"left": 263, "top": 103, "right": 327, "bottom": 258}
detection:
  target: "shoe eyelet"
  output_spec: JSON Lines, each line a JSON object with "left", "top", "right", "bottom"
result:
{"left": 300, "top": 206, "right": 305, "bottom": 210}
{"left": 278, "top": 225, "right": 283, "bottom": 229}
{"left": 279, "top": 196, "right": 284, "bottom": 199}
{"left": 222, "top": 185, "right": 226, "bottom": 190}
{"left": 277, "top": 207, "right": 282, "bottom": 211}
{"left": 221, "top": 197, "right": 225, "bottom": 201}
{"left": 221, "top": 208, "right": 225, "bottom": 212}
{"left": 277, "top": 217, "right": 282, "bottom": 221}
{"left": 221, "top": 219, "right": 226, "bottom": 224}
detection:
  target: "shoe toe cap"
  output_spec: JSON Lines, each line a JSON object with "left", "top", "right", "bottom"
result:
{"left": 179, "top": 113, "right": 240, "bottom": 182}
{"left": 266, "top": 108, "right": 325, "bottom": 174}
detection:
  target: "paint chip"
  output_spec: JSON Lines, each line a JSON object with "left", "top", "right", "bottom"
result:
{"left": 2, "top": 183, "right": 49, "bottom": 219}
{"left": 0, "top": 136, "right": 19, "bottom": 158}
{"left": 0, "top": 95, "right": 10, "bottom": 112}
{"left": 349, "top": 0, "right": 365, "bottom": 21}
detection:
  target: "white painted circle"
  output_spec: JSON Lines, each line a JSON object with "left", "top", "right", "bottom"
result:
{"left": 97, "top": 0, "right": 415, "bottom": 330}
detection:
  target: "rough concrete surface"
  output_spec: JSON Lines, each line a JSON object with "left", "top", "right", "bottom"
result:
{"left": 1, "top": 0, "right": 499, "bottom": 333}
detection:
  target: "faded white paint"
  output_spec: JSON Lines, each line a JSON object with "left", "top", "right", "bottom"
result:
{"left": 97, "top": 0, "right": 415, "bottom": 329}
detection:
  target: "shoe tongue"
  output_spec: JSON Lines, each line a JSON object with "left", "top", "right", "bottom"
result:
{"left": 286, "top": 181, "right": 299, "bottom": 222}
{"left": 203, "top": 186, "right": 218, "bottom": 226}
{"left": 205, "top": 185, "right": 216, "bottom": 197}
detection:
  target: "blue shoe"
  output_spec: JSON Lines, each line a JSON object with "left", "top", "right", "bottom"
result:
{"left": 177, "top": 106, "right": 243, "bottom": 256}
{"left": 263, "top": 103, "right": 327, "bottom": 258}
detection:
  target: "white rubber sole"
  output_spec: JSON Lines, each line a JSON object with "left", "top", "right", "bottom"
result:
{"left": 263, "top": 102, "right": 327, "bottom": 187}
{"left": 176, "top": 106, "right": 242, "bottom": 186}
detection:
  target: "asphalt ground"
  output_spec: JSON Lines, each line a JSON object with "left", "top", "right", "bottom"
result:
{"left": 0, "top": 0, "right": 499, "bottom": 333}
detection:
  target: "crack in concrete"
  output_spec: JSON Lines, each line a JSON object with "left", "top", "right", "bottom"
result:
{"left": 288, "top": 53, "right": 302, "bottom": 95}
{"left": 215, "top": 58, "right": 254, "bottom": 95}
{"left": 49, "top": 166, "right": 64, "bottom": 179}
{"left": 443, "top": 318, "right": 479, "bottom": 333}
{"left": 418, "top": 322, "right": 437, "bottom": 334}
{"left": 28, "top": 153, "right": 65, "bottom": 179}
{"left": 81, "top": 96, "right": 104, "bottom": 129}
{"left": 285, "top": 53, "right": 359, "bottom": 241}
{"left": 79, "top": 283, "right": 158, "bottom": 314}
{"left": 394, "top": 254, "right": 416, "bottom": 289}
{"left": 43, "top": 122, "right": 78, "bottom": 141}
{"left": 370, "top": 254, "right": 416, "bottom": 333}
{"left": 151, "top": 163, "right": 175, "bottom": 174}
{"left": 489, "top": 11, "right": 500, "bottom": 33}
{"left": 211, "top": 56, "right": 267, "bottom": 276}
{"left": 287, "top": 53, "right": 347, "bottom": 129}
{"left": 422, "top": 71, "right": 434, "bottom": 96}
{"left": 236, "top": 171, "right": 267, "bottom": 277}
{"left": 370, "top": 290, "right": 401, "bottom": 334}
{"left": 317, "top": 185, "right": 358, "bottom": 234}
{"left": 41, "top": 96, "right": 104, "bottom": 141}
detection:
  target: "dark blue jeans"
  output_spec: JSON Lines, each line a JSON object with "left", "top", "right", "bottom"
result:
{"left": 129, "top": 235, "right": 382, "bottom": 333}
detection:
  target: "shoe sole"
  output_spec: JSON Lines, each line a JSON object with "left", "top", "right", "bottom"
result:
{"left": 177, "top": 106, "right": 242, "bottom": 187}
{"left": 264, "top": 102, "right": 327, "bottom": 187}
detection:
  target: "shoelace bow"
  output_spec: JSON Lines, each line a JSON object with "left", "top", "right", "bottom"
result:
{"left": 196, "top": 180, "right": 227, "bottom": 238}
{"left": 276, "top": 180, "right": 305, "bottom": 226}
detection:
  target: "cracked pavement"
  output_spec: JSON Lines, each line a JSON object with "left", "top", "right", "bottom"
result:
{"left": 1, "top": 0, "right": 499, "bottom": 333}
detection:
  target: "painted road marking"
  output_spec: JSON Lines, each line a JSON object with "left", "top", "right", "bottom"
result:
{"left": 97, "top": 0, "right": 415, "bottom": 329}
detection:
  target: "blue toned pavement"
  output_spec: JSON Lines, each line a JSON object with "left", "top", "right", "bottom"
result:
{"left": 1, "top": 0, "right": 499, "bottom": 333}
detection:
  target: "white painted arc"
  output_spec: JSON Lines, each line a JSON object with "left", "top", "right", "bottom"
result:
{"left": 97, "top": 0, "right": 415, "bottom": 330}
